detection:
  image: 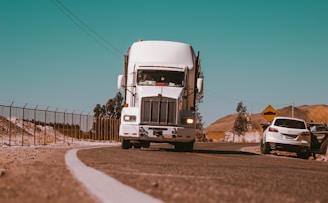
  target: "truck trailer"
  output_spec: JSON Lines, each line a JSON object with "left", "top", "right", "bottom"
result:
{"left": 117, "top": 40, "right": 203, "bottom": 151}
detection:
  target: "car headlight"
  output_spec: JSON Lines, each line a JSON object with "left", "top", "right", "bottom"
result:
{"left": 123, "top": 115, "right": 136, "bottom": 121}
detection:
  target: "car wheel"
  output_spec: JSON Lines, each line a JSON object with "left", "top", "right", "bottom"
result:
{"left": 297, "top": 148, "right": 310, "bottom": 159}
{"left": 262, "top": 142, "right": 271, "bottom": 154}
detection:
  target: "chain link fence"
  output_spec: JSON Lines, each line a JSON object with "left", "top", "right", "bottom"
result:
{"left": 0, "top": 104, "right": 120, "bottom": 146}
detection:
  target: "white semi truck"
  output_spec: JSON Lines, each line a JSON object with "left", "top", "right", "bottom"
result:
{"left": 117, "top": 40, "right": 203, "bottom": 151}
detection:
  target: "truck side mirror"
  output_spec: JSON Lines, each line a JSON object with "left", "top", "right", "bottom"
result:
{"left": 197, "top": 78, "right": 203, "bottom": 93}
{"left": 117, "top": 75, "right": 125, "bottom": 90}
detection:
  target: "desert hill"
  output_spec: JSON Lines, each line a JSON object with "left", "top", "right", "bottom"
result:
{"left": 205, "top": 104, "right": 328, "bottom": 134}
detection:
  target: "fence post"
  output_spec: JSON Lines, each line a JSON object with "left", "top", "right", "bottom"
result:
{"left": 54, "top": 108, "right": 58, "bottom": 144}
{"left": 33, "top": 105, "right": 38, "bottom": 146}
{"left": 117, "top": 119, "right": 120, "bottom": 142}
{"left": 97, "top": 116, "right": 99, "bottom": 140}
{"left": 79, "top": 111, "right": 82, "bottom": 140}
{"left": 22, "top": 103, "right": 27, "bottom": 146}
{"left": 9, "top": 101, "right": 14, "bottom": 146}
{"left": 87, "top": 112, "right": 90, "bottom": 140}
{"left": 104, "top": 118, "right": 107, "bottom": 140}
{"left": 64, "top": 109, "right": 67, "bottom": 143}
{"left": 110, "top": 118, "right": 113, "bottom": 141}
{"left": 98, "top": 116, "right": 101, "bottom": 140}
{"left": 113, "top": 119, "right": 115, "bottom": 141}
{"left": 107, "top": 118, "right": 110, "bottom": 140}
{"left": 44, "top": 106, "right": 49, "bottom": 145}
{"left": 71, "top": 110, "right": 74, "bottom": 143}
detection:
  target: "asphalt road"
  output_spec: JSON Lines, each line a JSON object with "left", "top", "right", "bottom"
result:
{"left": 78, "top": 143, "right": 328, "bottom": 203}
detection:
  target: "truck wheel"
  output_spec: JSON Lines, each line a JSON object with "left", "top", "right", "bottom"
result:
{"left": 133, "top": 142, "right": 142, "bottom": 149}
{"left": 174, "top": 143, "right": 184, "bottom": 152}
{"left": 141, "top": 141, "right": 150, "bottom": 148}
{"left": 121, "top": 140, "right": 132, "bottom": 149}
{"left": 185, "top": 142, "right": 194, "bottom": 152}
{"left": 174, "top": 142, "right": 194, "bottom": 152}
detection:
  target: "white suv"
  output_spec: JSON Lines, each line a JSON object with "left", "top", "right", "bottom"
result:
{"left": 261, "top": 116, "right": 311, "bottom": 159}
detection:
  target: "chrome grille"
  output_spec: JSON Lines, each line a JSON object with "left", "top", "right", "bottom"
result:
{"left": 141, "top": 97, "right": 176, "bottom": 125}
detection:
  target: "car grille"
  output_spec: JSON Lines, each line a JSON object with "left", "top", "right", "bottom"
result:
{"left": 141, "top": 96, "right": 176, "bottom": 125}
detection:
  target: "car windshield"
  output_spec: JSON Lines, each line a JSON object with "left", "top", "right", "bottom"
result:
{"left": 274, "top": 119, "right": 306, "bottom": 129}
{"left": 137, "top": 70, "right": 184, "bottom": 87}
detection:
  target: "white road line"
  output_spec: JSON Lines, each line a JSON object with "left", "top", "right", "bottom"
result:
{"left": 65, "top": 148, "right": 163, "bottom": 203}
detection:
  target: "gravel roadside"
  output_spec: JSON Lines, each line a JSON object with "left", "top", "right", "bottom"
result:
{"left": 0, "top": 144, "right": 98, "bottom": 203}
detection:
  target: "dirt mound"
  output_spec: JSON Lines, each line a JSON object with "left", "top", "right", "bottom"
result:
{"left": 205, "top": 104, "right": 328, "bottom": 133}
{"left": 299, "top": 105, "right": 328, "bottom": 123}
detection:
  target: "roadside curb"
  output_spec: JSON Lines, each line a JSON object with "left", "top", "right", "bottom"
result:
{"left": 240, "top": 146, "right": 260, "bottom": 154}
{"left": 65, "top": 148, "right": 163, "bottom": 203}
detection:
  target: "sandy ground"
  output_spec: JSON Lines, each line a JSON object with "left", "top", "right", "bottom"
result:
{"left": 0, "top": 143, "right": 104, "bottom": 203}
{"left": 1, "top": 143, "right": 326, "bottom": 203}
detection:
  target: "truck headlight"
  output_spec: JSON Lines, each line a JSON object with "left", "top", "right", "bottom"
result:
{"left": 181, "top": 118, "right": 194, "bottom": 125}
{"left": 186, "top": 118, "right": 194, "bottom": 124}
{"left": 179, "top": 110, "right": 196, "bottom": 127}
{"left": 124, "top": 115, "right": 136, "bottom": 121}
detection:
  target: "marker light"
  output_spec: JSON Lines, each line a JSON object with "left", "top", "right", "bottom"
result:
{"left": 124, "top": 115, "right": 136, "bottom": 121}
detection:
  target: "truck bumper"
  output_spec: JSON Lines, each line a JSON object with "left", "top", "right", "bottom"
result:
{"left": 119, "top": 124, "right": 195, "bottom": 143}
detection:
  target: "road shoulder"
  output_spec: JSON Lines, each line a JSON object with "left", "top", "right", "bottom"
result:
{"left": 65, "top": 147, "right": 163, "bottom": 203}
{"left": 0, "top": 145, "right": 95, "bottom": 203}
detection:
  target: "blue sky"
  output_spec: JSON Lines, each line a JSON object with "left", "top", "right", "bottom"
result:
{"left": 1, "top": 0, "right": 327, "bottom": 127}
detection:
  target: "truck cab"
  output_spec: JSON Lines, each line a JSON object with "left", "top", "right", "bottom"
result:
{"left": 117, "top": 40, "right": 203, "bottom": 151}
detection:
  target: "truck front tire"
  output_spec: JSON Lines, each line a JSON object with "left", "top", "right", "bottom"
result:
{"left": 122, "top": 139, "right": 132, "bottom": 149}
{"left": 174, "top": 142, "right": 194, "bottom": 152}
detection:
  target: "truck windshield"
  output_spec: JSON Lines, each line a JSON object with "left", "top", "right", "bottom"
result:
{"left": 137, "top": 70, "right": 184, "bottom": 87}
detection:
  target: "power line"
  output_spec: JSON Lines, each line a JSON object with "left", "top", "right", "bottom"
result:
{"left": 51, "top": 0, "right": 123, "bottom": 58}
